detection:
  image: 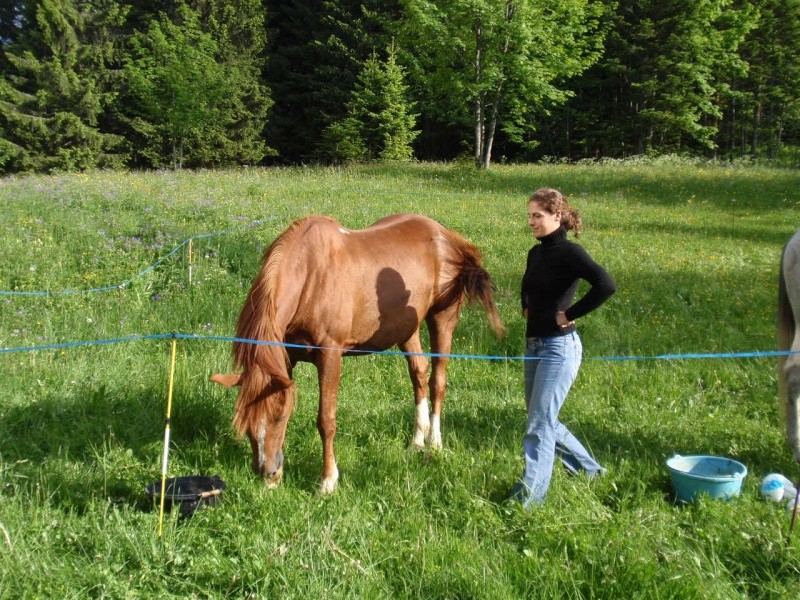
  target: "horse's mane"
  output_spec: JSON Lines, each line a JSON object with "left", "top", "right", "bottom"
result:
{"left": 231, "top": 219, "right": 306, "bottom": 435}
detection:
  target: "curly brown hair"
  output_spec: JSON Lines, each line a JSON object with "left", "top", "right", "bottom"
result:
{"left": 529, "top": 188, "right": 582, "bottom": 237}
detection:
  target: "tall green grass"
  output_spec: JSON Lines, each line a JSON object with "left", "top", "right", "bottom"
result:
{"left": 1, "top": 160, "right": 799, "bottom": 598}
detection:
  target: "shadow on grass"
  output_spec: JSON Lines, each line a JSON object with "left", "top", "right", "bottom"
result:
{"left": 434, "top": 383, "right": 798, "bottom": 507}
{"left": 359, "top": 162, "right": 800, "bottom": 212}
{"left": 3, "top": 356, "right": 791, "bottom": 511}
{"left": 0, "top": 380, "right": 258, "bottom": 513}
{"left": 598, "top": 218, "right": 796, "bottom": 247}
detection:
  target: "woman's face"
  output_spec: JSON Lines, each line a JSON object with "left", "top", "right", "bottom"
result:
{"left": 527, "top": 201, "right": 561, "bottom": 239}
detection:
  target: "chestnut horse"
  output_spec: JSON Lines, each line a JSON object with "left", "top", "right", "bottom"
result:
{"left": 212, "top": 214, "right": 505, "bottom": 493}
{"left": 779, "top": 229, "right": 800, "bottom": 462}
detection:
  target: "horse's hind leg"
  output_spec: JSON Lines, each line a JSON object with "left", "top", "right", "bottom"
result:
{"left": 400, "top": 331, "right": 430, "bottom": 449}
{"left": 426, "top": 304, "right": 461, "bottom": 449}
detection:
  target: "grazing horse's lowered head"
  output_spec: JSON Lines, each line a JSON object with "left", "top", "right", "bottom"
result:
{"left": 212, "top": 214, "right": 505, "bottom": 493}
{"left": 779, "top": 229, "right": 800, "bottom": 462}
{"left": 210, "top": 367, "right": 294, "bottom": 488}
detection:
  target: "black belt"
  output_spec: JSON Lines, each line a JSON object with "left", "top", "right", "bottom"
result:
{"left": 527, "top": 328, "right": 575, "bottom": 345}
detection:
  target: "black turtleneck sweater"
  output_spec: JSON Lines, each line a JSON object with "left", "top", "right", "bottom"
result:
{"left": 521, "top": 226, "right": 616, "bottom": 338}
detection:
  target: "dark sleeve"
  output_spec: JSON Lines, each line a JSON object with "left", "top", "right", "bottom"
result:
{"left": 564, "top": 245, "right": 616, "bottom": 321}
{"left": 520, "top": 247, "right": 534, "bottom": 312}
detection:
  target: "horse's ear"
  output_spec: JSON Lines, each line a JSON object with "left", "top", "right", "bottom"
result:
{"left": 210, "top": 373, "right": 242, "bottom": 388}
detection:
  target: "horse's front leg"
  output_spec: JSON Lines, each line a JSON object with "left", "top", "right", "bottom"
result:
{"left": 316, "top": 349, "right": 343, "bottom": 494}
{"left": 400, "top": 332, "right": 430, "bottom": 449}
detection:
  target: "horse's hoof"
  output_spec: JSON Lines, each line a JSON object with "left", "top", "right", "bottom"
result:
{"left": 319, "top": 466, "right": 339, "bottom": 495}
{"left": 319, "top": 479, "right": 338, "bottom": 495}
{"left": 427, "top": 431, "right": 443, "bottom": 450}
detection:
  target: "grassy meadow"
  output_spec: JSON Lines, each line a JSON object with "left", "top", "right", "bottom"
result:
{"left": 1, "top": 160, "right": 799, "bottom": 598}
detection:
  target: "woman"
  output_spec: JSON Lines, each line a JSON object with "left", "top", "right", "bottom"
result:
{"left": 508, "top": 187, "right": 616, "bottom": 508}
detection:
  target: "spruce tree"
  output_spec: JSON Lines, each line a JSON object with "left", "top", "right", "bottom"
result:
{"left": 192, "top": 0, "right": 274, "bottom": 165}
{"left": 123, "top": 2, "right": 231, "bottom": 168}
{"left": 264, "top": 0, "right": 401, "bottom": 163}
{"left": 319, "top": 45, "right": 418, "bottom": 163}
{"left": 0, "top": 0, "right": 125, "bottom": 173}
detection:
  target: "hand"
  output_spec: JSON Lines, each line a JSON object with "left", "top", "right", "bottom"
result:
{"left": 556, "top": 311, "right": 574, "bottom": 328}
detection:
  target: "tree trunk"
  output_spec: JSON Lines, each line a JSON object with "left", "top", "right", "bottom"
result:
{"left": 473, "top": 21, "right": 484, "bottom": 168}
{"left": 729, "top": 96, "right": 736, "bottom": 160}
{"left": 474, "top": 96, "right": 484, "bottom": 167}
{"left": 751, "top": 94, "right": 762, "bottom": 158}
{"left": 481, "top": 88, "right": 503, "bottom": 169}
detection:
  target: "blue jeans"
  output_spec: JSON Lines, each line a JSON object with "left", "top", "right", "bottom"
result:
{"left": 514, "top": 332, "right": 603, "bottom": 507}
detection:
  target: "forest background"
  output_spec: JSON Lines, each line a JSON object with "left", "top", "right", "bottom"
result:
{"left": 2, "top": 0, "right": 800, "bottom": 174}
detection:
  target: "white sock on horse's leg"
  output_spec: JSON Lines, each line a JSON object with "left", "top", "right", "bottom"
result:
{"left": 412, "top": 398, "right": 430, "bottom": 448}
{"left": 428, "top": 413, "right": 442, "bottom": 449}
{"left": 319, "top": 463, "right": 339, "bottom": 495}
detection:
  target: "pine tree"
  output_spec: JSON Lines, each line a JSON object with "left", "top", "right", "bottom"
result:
{"left": 0, "top": 0, "right": 125, "bottom": 173}
{"left": 122, "top": 2, "right": 232, "bottom": 168}
{"left": 264, "top": 0, "right": 401, "bottom": 163}
{"left": 374, "top": 46, "right": 419, "bottom": 161}
{"left": 319, "top": 45, "right": 418, "bottom": 163}
{"left": 192, "top": 0, "right": 273, "bottom": 165}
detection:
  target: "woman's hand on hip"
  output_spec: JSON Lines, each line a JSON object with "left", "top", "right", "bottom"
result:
{"left": 556, "top": 311, "right": 574, "bottom": 328}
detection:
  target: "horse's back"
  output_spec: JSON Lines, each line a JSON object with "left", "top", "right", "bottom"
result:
{"left": 275, "top": 213, "right": 490, "bottom": 349}
{"left": 356, "top": 213, "right": 444, "bottom": 246}
{"left": 295, "top": 213, "right": 447, "bottom": 275}
{"left": 277, "top": 215, "right": 445, "bottom": 346}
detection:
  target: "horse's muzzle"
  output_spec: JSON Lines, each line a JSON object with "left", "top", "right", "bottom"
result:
{"left": 261, "top": 450, "right": 284, "bottom": 488}
{"left": 265, "top": 450, "right": 284, "bottom": 479}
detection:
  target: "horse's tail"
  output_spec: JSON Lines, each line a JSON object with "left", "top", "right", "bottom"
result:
{"left": 440, "top": 229, "right": 506, "bottom": 339}
{"left": 231, "top": 227, "right": 297, "bottom": 437}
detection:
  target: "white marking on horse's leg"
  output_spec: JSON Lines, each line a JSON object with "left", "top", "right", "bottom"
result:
{"left": 319, "top": 463, "right": 339, "bottom": 495}
{"left": 428, "top": 413, "right": 442, "bottom": 449}
{"left": 412, "top": 398, "right": 430, "bottom": 449}
{"left": 338, "top": 228, "right": 350, "bottom": 235}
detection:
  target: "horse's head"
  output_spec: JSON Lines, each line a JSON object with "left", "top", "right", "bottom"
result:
{"left": 211, "top": 369, "right": 295, "bottom": 487}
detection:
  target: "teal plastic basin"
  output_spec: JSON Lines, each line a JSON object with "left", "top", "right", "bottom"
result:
{"left": 666, "top": 455, "right": 747, "bottom": 503}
